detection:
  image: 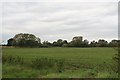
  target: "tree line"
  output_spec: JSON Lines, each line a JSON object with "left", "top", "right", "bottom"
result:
{"left": 7, "top": 33, "right": 119, "bottom": 48}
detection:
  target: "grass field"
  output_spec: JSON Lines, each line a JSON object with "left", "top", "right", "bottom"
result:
{"left": 2, "top": 47, "right": 118, "bottom": 78}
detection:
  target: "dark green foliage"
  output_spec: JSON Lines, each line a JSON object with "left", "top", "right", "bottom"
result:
{"left": 53, "top": 39, "right": 68, "bottom": 47}
{"left": 18, "top": 39, "right": 39, "bottom": 47}
{"left": 42, "top": 41, "right": 52, "bottom": 47}
{"left": 8, "top": 33, "right": 41, "bottom": 47}
{"left": 109, "top": 40, "right": 118, "bottom": 47}
{"left": 90, "top": 41, "right": 98, "bottom": 47}
{"left": 7, "top": 33, "right": 119, "bottom": 47}
{"left": 57, "top": 39, "right": 63, "bottom": 47}
{"left": 53, "top": 41, "right": 59, "bottom": 47}
{"left": 7, "top": 38, "right": 15, "bottom": 46}
{"left": 97, "top": 39, "right": 108, "bottom": 47}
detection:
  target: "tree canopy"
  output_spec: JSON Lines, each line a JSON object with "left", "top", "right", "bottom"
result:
{"left": 7, "top": 33, "right": 41, "bottom": 47}
{"left": 7, "top": 33, "right": 119, "bottom": 48}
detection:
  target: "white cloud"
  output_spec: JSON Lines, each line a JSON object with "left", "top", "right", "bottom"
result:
{"left": 2, "top": 2, "right": 118, "bottom": 44}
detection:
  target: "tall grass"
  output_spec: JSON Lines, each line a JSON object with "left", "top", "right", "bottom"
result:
{"left": 3, "top": 55, "right": 65, "bottom": 72}
{"left": 31, "top": 57, "right": 65, "bottom": 72}
{"left": 31, "top": 57, "right": 55, "bottom": 69}
{"left": 3, "top": 54, "right": 118, "bottom": 78}
{"left": 2, "top": 54, "right": 24, "bottom": 65}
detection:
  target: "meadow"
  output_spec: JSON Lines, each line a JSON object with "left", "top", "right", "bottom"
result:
{"left": 2, "top": 47, "right": 118, "bottom": 78}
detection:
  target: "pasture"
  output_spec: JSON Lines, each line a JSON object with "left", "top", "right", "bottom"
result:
{"left": 2, "top": 47, "right": 118, "bottom": 78}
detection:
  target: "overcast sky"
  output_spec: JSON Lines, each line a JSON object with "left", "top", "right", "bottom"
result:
{"left": 1, "top": 1, "right": 118, "bottom": 44}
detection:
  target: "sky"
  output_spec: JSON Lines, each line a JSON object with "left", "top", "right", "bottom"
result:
{"left": 1, "top": 0, "right": 118, "bottom": 44}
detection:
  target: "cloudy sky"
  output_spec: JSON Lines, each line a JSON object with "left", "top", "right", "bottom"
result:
{"left": 1, "top": 1, "right": 118, "bottom": 44}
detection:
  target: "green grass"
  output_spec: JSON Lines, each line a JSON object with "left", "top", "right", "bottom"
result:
{"left": 2, "top": 47, "right": 118, "bottom": 78}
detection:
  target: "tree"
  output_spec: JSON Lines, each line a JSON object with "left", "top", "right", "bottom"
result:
{"left": 42, "top": 41, "right": 52, "bottom": 47}
{"left": 13, "top": 33, "right": 38, "bottom": 42}
{"left": 72, "top": 36, "right": 83, "bottom": 41}
{"left": 8, "top": 33, "right": 41, "bottom": 47}
{"left": 57, "top": 39, "right": 63, "bottom": 47}
{"left": 97, "top": 39, "right": 108, "bottom": 47}
{"left": 71, "top": 36, "right": 83, "bottom": 47}
{"left": 81, "top": 39, "right": 89, "bottom": 47}
{"left": 90, "top": 40, "right": 98, "bottom": 47}
{"left": 109, "top": 40, "right": 118, "bottom": 47}
{"left": 53, "top": 41, "right": 58, "bottom": 47}
{"left": 52, "top": 39, "right": 68, "bottom": 47}
{"left": 62, "top": 40, "right": 68, "bottom": 47}
{"left": 7, "top": 38, "right": 15, "bottom": 46}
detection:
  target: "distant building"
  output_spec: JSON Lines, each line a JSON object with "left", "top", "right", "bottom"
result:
{"left": 72, "top": 36, "right": 83, "bottom": 41}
